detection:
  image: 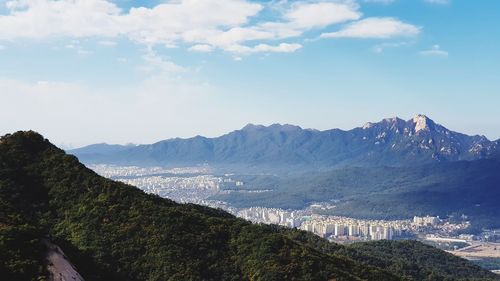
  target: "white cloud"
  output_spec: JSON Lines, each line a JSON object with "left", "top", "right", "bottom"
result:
{"left": 424, "top": 0, "right": 450, "bottom": 4}
{"left": 372, "top": 41, "right": 409, "bottom": 53}
{"left": 181, "top": 1, "right": 360, "bottom": 54}
{"left": 64, "top": 40, "right": 92, "bottom": 55}
{"left": 0, "top": 0, "right": 262, "bottom": 50}
{"left": 419, "top": 44, "right": 448, "bottom": 57}
{"left": 365, "top": 0, "right": 449, "bottom": 4}
{"left": 253, "top": 43, "right": 302, "bottom": 53}
{"left": 0, "top": 0, "right": 365, "bottom": 55}
{"left": 77, "top": 49, "right": 92, "bottom": 55}
{"left": 320, "top": 17, "right": 420, "bottom": 39}
{"left": 225, "top": 43, "right": 302, "bottom": 54}
{"left": 0, "top": 0, "right": 123, "bottom": 39}
{"left": 122, "top": 0, "right": 263, "bottom": 47}
{"left": 98, "top": 40, "right": 117, "bottom": 46}
{"left": 189, "top": 27, "right": 275, "bottom": 50}
{"left": 189, "top": 44, "right": 215, "bottom": 53}
{"left": 363, "top": 0, "right": 395, "bottom": 4}
{"left": 258, "top": 1, "right": 361, "bottom": 38}
{"left": 284, "top": 1, "right": 361, "bottom": 29}
{"left": 140, "top": 48, "right": 186, "bottom": 74}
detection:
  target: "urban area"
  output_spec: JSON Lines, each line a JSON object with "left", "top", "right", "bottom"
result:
{"left": 91, "top": 164, "right": 500, "bottom": 274}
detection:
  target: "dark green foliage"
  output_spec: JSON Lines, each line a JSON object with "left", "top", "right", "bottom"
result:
{"left": 283, "top": 229, "right": 499, "bottom": 281}
{"left": 1, "top": 131, "right": 498, "bottom": 281}
{"left": 215, "top": 160, "right": 500, "bottom": 230}
{"left": 0, "top": 131, "right": 389, "bottom": 281}
{"left": 471, "top": 258, "right": 500, "bottom": 271}
{"left": 341, "top": 240, "right": 497, "bottom": 281}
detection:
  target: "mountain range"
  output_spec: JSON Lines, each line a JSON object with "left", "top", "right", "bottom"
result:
{"left": 68, "top": 115, "right": 500, "bottom": 230}
{"left": 1, "top": 131, "right": 499, "bottom": 281}
{"left": 69, "top": 115, "right": 500, "bottom": 170}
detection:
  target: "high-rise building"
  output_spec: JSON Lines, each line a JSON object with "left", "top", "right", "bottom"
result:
{"left": 348, "top": 224, "right": 359, "bottom": 236}
{"left": 413, "top": 216, "right": 440, "bottom": 226}
{"left": 334, "top": 223, "right": 345, "bottom": 236}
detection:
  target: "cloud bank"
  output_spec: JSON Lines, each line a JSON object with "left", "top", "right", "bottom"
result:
{"left": 0, "top": 0, "right": 420, "bottom": 55}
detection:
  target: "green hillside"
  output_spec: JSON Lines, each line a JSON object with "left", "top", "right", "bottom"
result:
{"left": 1, "top": 131, "right": 497, "bottom": 281}
{"left": 214, "top": 160, "right": 500, "bottom": 231}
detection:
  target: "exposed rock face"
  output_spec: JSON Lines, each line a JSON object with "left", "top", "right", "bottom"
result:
{"left": 412, "top": 114, "right": 433, "bottom": 133}
{"left": 362, "top": 122, "right": 374, "bottom": 129}
{"left": 44, "top": 240, "right": 84, "bottom": 281}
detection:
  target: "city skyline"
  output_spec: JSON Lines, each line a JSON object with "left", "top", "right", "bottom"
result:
{"left": 1, "top": 0, "right": 500, "bottom": 146}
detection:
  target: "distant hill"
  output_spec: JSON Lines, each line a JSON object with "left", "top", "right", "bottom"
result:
{"left": 1, "top": 131, "right": 498, "bottom": 281}
{"left": 66, "top": 143, "right": 136, "bottom": 162}
{"left": 213, "top": 158, "right": 500, "bottom": 230}
{"left": 69, "top": 115, "right": 499, "bottom": 170}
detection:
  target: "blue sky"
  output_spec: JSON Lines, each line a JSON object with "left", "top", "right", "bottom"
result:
{"left": 0, "top": 0, "right": 499, "bottom": 147}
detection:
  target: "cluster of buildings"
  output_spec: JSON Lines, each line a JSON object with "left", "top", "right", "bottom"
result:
{"left": 237, "top": 208, "right": 420, "bottom": 241}
{"left": 237, "top": 210, "right": 462, "bottom": 242}
{"left": 90, "top": 164, "right": 229, "bottom": 204}
{"left": 90, "top": 164, "right": 211, "bottom": 178}
{"left": 413, "top": 215, "right": 441, "bottom": 226}
{"left": 299, "top": 216, "right": 409, "bottom": 240}
{"left": 89, "top": 165, "right": 473, "bottom": 243}
{"left": 121, "top": 175, "right": 222, "bottom": 192}
{"left": 411, "top": 216, "right": 470, "bottom": 235}
{"left": 237, "top": 207, "right": 303, "bottom": 228}
{"left": 120, "top": 174, "right": 226, "bottom": 204}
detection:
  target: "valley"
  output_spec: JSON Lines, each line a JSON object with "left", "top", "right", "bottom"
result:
{"left": 88, "top": 162, "right": 500, "bottom": 274}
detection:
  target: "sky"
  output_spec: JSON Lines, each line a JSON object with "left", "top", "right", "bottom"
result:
{"left": 0, "top": 0, "right": 499, "bottom": 148}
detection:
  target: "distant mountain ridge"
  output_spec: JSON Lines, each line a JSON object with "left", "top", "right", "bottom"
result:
{"left": 68, "top": 142, "right": 136, "bottom": 155}
{"left": 69, "top": 115, "right": 499, "bottom": 169}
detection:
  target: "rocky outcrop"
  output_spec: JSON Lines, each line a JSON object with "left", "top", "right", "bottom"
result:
{"left": 43, "top": 240, "right": 84, "bottom": 281}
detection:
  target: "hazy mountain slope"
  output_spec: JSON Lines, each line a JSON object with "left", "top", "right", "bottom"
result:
{"left": 214, "top": 159, "right": 500, "bottom": 230}
{"left": 65, "top": 143, "right": 136, "bottom": 164}
{"left": 1, "top": 131, "right": 497, "bottom": 281}
{"left": 69, "top": 115, "right": 499, "bottom": 169}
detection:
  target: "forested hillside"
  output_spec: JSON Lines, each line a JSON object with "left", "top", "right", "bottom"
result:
{"left": 214, "top": 159, "right": 500, "bottom": 231}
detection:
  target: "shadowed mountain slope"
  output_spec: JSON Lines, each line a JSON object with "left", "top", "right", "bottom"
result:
{"left": 214, "top": 158, "right": 500, "bottom": 230}
{"left": 69, "top": 115, "right": 499, "bottom": 170}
